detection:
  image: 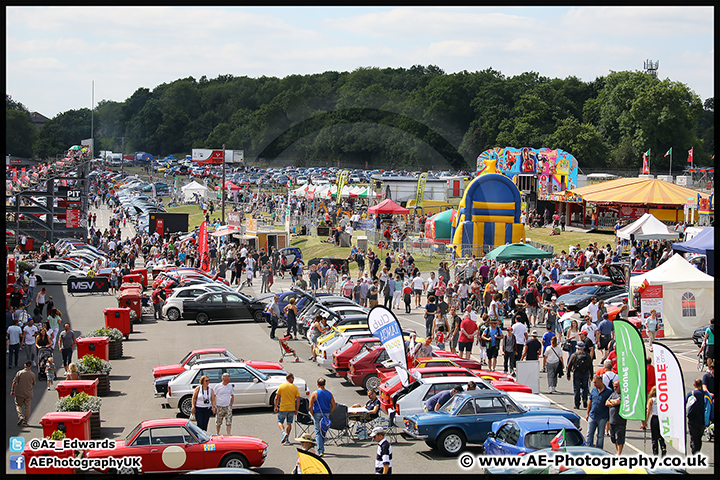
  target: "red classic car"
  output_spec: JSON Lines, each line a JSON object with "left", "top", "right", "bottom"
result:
{"left": 330, "top": 337, "right": 383, "bottom": 378}
{"left": 85, "top": 418, "right": 267, "bottom": 473}
{"left": 152, "top": 349, "right": 283, "bottom": 378}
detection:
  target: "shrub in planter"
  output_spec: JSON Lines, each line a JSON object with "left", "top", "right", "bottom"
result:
{"left": 50, "top": 430, "right": 67, "bottom": 440}
{"left": 77, "top": 355, "right": 112, "bottom": 375}
{"left": 17, "top": 260, "right": 35, "bottom": 273}
{"left": 56, "top": 392, "right": 102, "bottom": 413}
{"left": 85, "top": 327, "right": 123, "bottom": 343}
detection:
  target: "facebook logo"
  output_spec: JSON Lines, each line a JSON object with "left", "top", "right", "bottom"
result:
{"left": 10, "top": 455, "right": 25, "bottom": 470}
{"left": 9, "top": 436, "right": 25, "bottom": 452}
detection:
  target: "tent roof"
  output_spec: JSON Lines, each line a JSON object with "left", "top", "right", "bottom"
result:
{"left": 368, "top": 198, "right": 409, "bottom": 214}
{"left": 672, "top": 226, "right": 714, "bottom": 254}
{"left": 570, "top": 177, "right": 709, "bottom": 206}
{"left": 181, "top": 181, "right": 208, "bottom": 191}
{"left": 629, "top": 253, "right": 714, "bottom": 289}
{"left": 616, "top": 213, "right": 681, "bottom": 240}
{"left": 484, "top": 242, "right": 553, "bottom": 261}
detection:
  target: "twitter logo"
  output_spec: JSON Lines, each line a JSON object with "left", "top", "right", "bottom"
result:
{"left": 10, "top": 436, "right": 25, "bottom": 452}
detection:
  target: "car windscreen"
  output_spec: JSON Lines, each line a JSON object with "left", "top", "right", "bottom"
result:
{"left": 524, "top": 428, "right": 584, "bottom": 450}
{"left": 439, "top": 394, "right": 466, "bottom": 414}
{"left": 568, "top": 286, "right": 598, "bottom": 296}
{"left": 350, "top": 348, "right": 371, "bottom": 364}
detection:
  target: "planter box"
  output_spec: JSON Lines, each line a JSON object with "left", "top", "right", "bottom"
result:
{"left": 79, "top": 373, "right": 110, "bottom": 396}
{"left": 90, "top": 410, "right": 101, "bottom": 439}
{"left": 108, "top": 340, "right": 123, "bottom": 360}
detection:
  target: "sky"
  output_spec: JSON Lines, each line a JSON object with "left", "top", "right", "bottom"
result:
{"left": 6, "top": 6, "right": 715, "bottom": 118}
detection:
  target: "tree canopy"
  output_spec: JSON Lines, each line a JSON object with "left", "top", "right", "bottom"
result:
{"left": 8, "top": 67, "right": 713, "bottom": 171}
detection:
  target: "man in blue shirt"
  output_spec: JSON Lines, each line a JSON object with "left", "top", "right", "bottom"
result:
{"left": 596, "top": 313, "right": 615, "bottom": 362}
{"left": 686, "top": 378, "right": 706, "bottom": 454}
{"left": 586, "top": 375, "right": 612, "bottom": 449}
{"left": 541, "top": 324, "right": 555, "bottom": 357}
{"left": 425, "top": 385, "right": 463, "bottom": 412}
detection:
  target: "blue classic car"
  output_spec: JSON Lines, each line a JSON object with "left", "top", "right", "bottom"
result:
{"left": 403, "top": 390, "right": 581, "bottom": 456}
{"left": 483, "top": 416, "right": 585, "bottom": 456}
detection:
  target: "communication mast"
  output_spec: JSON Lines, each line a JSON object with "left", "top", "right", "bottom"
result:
{"left": 643, "top": 59, "right": 659, "bottom": 77}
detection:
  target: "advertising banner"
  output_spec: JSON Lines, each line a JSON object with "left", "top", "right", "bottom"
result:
{"left": 614, "top": 319, "right": 647, "bottom": 421}
{"left": 67, "top": 276, "right": 109, "bottom": 293}
{"left": 640, "top": 285, "right": 664, "bottom": 332}
{"left": 415, "top": 173, "right": 428, "bottom": 209}
{"left": 198, "top": 221, "right": 210, "bottom": 272}
{"left": 367, "top": 306, "right": 410, "bottom": 387}
{"left": 66, "top": 209, "right": 81, "bottom": 229}
{"left": 336, "top": 170, "right": 350, "bottom": 202}
{"left": 652, "top": 342, "right": 686, "bottom": 454}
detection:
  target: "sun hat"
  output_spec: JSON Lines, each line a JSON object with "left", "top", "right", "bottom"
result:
{"left": 371, "top": 426, "right": 386, "bottom": 437}
{"left": 295, "top": 433, "right": 316, "bottom": 444}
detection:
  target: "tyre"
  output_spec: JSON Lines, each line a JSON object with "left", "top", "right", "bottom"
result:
{"left": 363, "top": 374, "right": 380, "bottom": 392}
{"left": 166, "top": 307, "right": 181, "bottom": 322}
{"left": 179, "top": 395, "right": 193, "bottom": 417}
{"left": 253, "top": 310, "right": 264, "bottom": 323}
{"left": 113, "top": 466, "right": 138, "bottom": 475}
{"left": 437, "top": 429, "right": 466, "bottom": 456}
{"left": 219, "top": 453, "right": 249, "bottom": 468}
{"left": 269, "top": 392, "right": 276, "bottom": 407}
{"left": 35, "top": 276, "right": 43, "bottom": 285}
{"left": 196, "top": 313, "right": 209, "bottom": 325}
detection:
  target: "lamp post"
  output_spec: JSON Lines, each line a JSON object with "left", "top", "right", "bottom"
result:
{"left": 221, "top": 143, "right": 226, "bottom": 225}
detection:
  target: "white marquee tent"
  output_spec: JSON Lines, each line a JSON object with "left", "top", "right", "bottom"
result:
{"left": 616, "top": 213, "right": 681, "bottom": 241}
{"left": 629, "top": 253, "right": 714, "bottom": 338}
{"left": 181, "top": 181, "right": 208, "bottom": 202}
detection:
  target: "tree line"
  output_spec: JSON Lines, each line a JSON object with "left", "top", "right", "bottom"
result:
{"left": 7, "top": 65, "right": 714, "bottom": 172}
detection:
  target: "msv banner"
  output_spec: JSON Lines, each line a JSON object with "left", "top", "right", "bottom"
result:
{"left": 368, "top": 306, "right": 410, "bottom": 387}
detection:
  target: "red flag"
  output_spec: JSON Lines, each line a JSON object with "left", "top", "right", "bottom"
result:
{"left": 198, "top": 221, "right": 210, "bottom": 272}
{"left": 687, "top": 147, "right": 693, "bottom": 163}
{"left": 642, "top": 153, "right": 650, "bottom": 174}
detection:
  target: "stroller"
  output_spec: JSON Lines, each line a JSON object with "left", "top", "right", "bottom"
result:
{"left": 278, "top": 335, "right": 299, "bottom": 363}
{"left": 37, "top": 347, "right": 54, "bottom": 381}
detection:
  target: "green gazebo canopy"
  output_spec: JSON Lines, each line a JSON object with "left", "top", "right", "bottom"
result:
{"left": 484, "top": 242, "right": 553, "bottom": 261}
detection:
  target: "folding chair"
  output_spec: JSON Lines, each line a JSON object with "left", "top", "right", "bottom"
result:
{"left": 367, "top": 409, "right": 398, "bottom": 443}
{"left": 295, "top": 397, "right": 315, "bottom": 438}
{"left": 325, "top": 403, "right": 351, "bottom": 446}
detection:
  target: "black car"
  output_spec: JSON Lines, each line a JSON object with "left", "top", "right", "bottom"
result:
{"left": 182, "top": 291, "right": 267, "bottom": 325}
{"left": 557, "top": 284, "right": 626, "bottom": 311}
{"left": 307, "top": 257, "right": 345, "bottom": 270}
{"left": 693, "top": 325, "right": 711, "bottom": 347}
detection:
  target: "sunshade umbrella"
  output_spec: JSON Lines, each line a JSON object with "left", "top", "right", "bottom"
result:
{"left": 69, "top": 145, "right": 82, "bottom": 151}
{"left": 484, "top": 242, "right": 553, "bottom": 261}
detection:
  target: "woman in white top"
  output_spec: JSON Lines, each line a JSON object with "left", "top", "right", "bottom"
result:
{"left": 565, "top": 319, "right": 581, "bottom": 363}
{"left": 645, "top": 386, "right": 667, "bottom": 456}
{"left": 191, "top": 375, "right": 213, "bottom": 432}
{"left": 543, "top": 336, "right": 564, "bottom": 393}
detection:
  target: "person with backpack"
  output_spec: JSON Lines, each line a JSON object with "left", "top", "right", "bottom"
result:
{"left": 524, "top": 283, "right": 541, "bottom": 326}
{"left": 566, "top": 341, "right": 592, "bottom": 410}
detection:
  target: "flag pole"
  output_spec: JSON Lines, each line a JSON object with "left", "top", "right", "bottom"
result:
{"left": 669, "top": 149, "right": 672, "bottom": 177}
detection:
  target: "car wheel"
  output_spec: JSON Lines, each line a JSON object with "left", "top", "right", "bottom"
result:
{"left": 196, "top": 313, "right": 209, "bottom": 325}
{"left": 219, "top": 453, "right": 249, "bottom": 468}
{"left": 166, "top": 307, "right": 180, "bottom": 322}
{"left": 179, "top": 395, "right": 193, "bottom": 417}
{"left": 269, "top": 392, "right": 276, "bottom": 407}
{"left": 253, "top": 310, "right": 264, "bottom": 323}
{"left": 113, "top": 466, "right": 138, "bottom": 475}
{"left": 363, "top": 374, "right": 380, "bottom": 392}
{"left": 437, "top": 429, "right": 466, "bottom": 456}
{"left": 35, "top": 276, "right": 43, "bottom": 285}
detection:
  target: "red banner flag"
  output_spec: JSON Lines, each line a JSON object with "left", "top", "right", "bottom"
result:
{"left": 642, "top": 152, "right": 650, "bottom": 174}
{"left": 687, "top": 147, "right": 693, "bottom": 163}
{"left": 198, "top": 221, "right": 210, "bottom": 272}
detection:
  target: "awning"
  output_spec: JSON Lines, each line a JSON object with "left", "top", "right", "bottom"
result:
{"left": 569, "top": 177, "right": 709, "bottom": 206}
{"left": 210, "top": 225, "right": 243, "bottom": 237}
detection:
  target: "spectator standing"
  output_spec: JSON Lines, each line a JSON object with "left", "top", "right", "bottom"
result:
{"left": 22, "top": 318, "right": 38, "bottom": 367}
{"left": 645, "top": 385, "right": 667, "bottom": 457}
{"left": 566, "top": 342, "right": 592, "bottom": 409}
{"left": 457, "top": 313, "right": 478, "bottom": 360}
{"left": 543, "top": 336, "right": 564, "bottom": 393}
{"left": 151, "top": 287, "right": 165, "bottom": 321}
{"left": 57, "top": 323, "right": 77, "bottom": 370}
{"left": 275, "top": 373, "right": 301, "bottom": 444}
{"left": 503, "top": 325, "right": 516, "bottom": 374}
{"left": 605, "top": 380, "right": 626, "bottom": 455}
{"left": 586, "top": 375, "right": 612, "bottom": 449}
{"left": 372, "top": 426, "right": 392, "bottom": 475}
{"left": 47, "top": 309, "right": 61, "bottom": 349}
{"left": 521, "top": 330, "right": 542, "bottom": 361}
{"left": 308, "top": 378, "right": 336, "bottom": 457}
{"left": 191, "top": 375, "right": 213, "bottom": 432}
{"left": 482, "top": 318, "right": 503, "bottom": 372}
{"left": 11, "top": 361, "right": 36, "bottom": 425}
{"left": 512, "top": 316, "right": 528, "bottom": 362}
{"left": 686, "top": 378, "right": 706, "bottom": 454}
{"left": 7, "top": 318, "right": 23, "bottom": 368}
{"left": 211, "top": 373, "right": 235, "bottom": 435}
{"left": 596, "top": 313, "right": 615, "bottom": 362}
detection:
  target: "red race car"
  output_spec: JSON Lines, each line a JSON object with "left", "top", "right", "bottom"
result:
{"left": 85, "top": 418, "right": 267, "bottom": 473}
{"left": 331, "top": 337, "right": 383, "bottom": 378}
{"left": 153, "top": 349, "right": 283, "bottom": 379}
